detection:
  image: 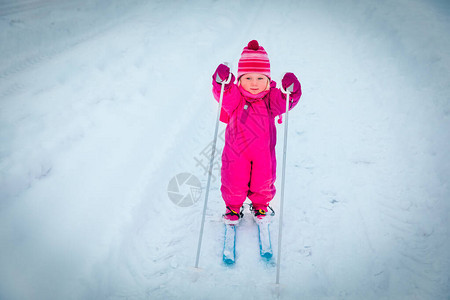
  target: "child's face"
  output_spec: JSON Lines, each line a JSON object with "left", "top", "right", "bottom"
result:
{"left": 239, "top": 73, "right": 269, "bottom": 94}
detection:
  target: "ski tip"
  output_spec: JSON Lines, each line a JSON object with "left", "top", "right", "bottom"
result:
{"left": 223, "top": 257, "right": 235, "bottom": 265}
{"left": 260, "top": 251, "right": 273, "bottom": 260}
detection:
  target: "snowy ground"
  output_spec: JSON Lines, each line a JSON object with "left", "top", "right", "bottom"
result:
{"left": 1, "top": 0, "right": 450, "bottom": 299}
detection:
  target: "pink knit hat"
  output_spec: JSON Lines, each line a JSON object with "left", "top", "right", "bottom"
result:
{"left": 237, "top": 40, "right": 271, "bottom": 79}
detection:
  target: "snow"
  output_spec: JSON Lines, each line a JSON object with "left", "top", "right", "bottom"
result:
{"left": 1, "top": 0, "right": 449, "bottom": 299}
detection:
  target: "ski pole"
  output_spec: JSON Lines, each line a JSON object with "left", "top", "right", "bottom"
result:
{"left": 195, "top": 64, "right": 232, "bottom": 269}
{"left": 276, "top": 81, "right": 294, "bottom": 284}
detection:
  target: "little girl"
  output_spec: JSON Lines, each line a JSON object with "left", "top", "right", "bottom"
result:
{"left": 212, "top": 40, "right": 302, "bottom": 224}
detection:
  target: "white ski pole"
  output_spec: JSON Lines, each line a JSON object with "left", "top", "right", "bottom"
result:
{"left": 276, "top": 81, "right": 294, "bottom": 284}
{"left": 195, "top": 64, "right": 232, "bottom": 269}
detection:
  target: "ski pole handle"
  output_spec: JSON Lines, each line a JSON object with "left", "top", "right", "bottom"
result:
{"left": 216, "top": 63, "right": 232, "bottom": 120}
{"left": 280, "top": 82, "right": 295, "bottom": 112}
{"left": 280, "top": 82, "right": 295, "bottom": 94}
{"left": 217, "top": 71, "right": 232, "bottom": 111}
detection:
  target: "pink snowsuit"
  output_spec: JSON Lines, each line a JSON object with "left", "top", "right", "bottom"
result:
{"left": 212, "top": 79, "right": 302, "bottom": 211}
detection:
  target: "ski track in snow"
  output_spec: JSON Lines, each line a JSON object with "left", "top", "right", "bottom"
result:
{"left": 1, "top": 0, "right": 450, "bottom": 299}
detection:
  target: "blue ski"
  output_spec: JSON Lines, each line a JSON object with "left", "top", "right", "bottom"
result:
{"left": 257, "top": 222, "right": 273, "bottom": 260}
{"left": 223, "top": 224, "right": 236, "bottom": 265}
